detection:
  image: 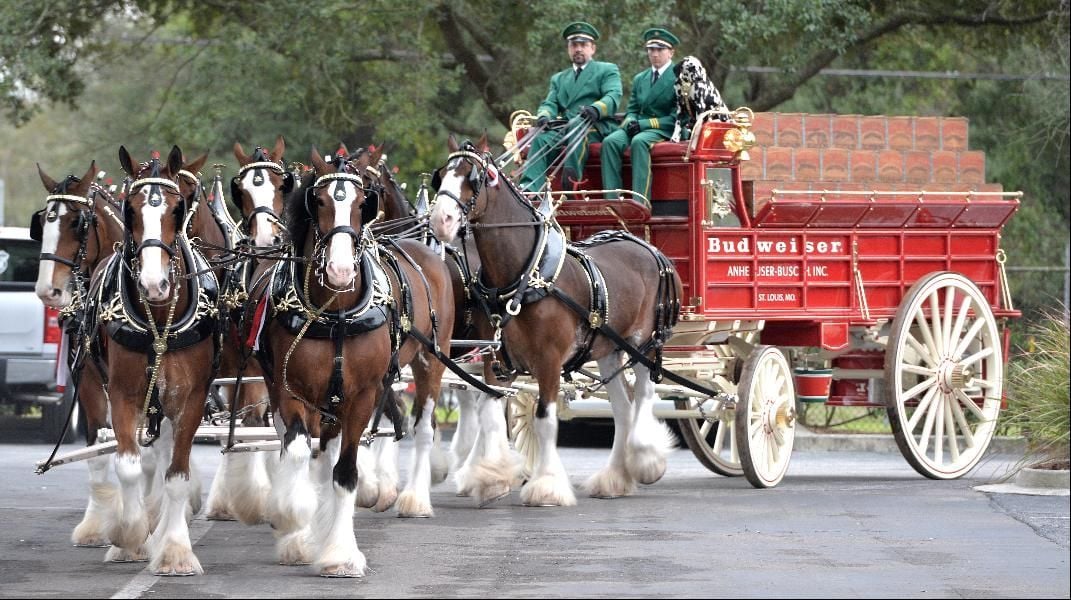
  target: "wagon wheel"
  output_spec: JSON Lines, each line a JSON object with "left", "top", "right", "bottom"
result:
{"left": 505, "top": 391, "right": 539, "bottom": 477}
{"left": 734, "top": 346, "right": 796, "bottom": 488}
{"left": 885, "top": 272, "right": 1003, "bottom": 479}
{"left": 673, "top": 397, "right": 743, "bottom": 477}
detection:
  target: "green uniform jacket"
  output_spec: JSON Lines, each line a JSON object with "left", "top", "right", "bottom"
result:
{"left": 536, "top": 60, "right": 622, "bottom": 136}
{"left": 620, "top": 66, "right": 678, "bottom": 135}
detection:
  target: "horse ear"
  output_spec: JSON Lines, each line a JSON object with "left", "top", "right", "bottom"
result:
{"left": 447, "top": 134, "right": 459, "bottom": 152}
{"left": 369, "top": 144, "right": 385, "bottom": 168}
{"left": 37, "top": 163, "right": 58, "bottom": 192}
{"left": 184, "top": 153, "right": 208, "bottom": 177}
{"left": 118, "top": 146, "right": 135, "bottom": 176}
{"left": 476, "top": 132, "right": 490, "bottom": 153}
{"left": 272, "top": 135, "right": 285, "bottom": 162}
{"left": 310, "top": 146, "right": 327, "bottom": 172}
{"left": 167, "top": 146, "right": 183, "bottom": 177}
{"left": 233, "top": 142, "right": 248, "bottom": 164}
{"left": 81, "top": 161, "right": 98, "bottom": 188}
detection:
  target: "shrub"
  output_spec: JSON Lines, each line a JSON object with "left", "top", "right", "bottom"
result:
{"left": 1005, "top": 311, "right": 1070, "bottom": 470}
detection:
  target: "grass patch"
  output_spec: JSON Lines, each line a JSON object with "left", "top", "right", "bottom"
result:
{"left": 1005, "top": 311, "right": 1070, "bottom": 470}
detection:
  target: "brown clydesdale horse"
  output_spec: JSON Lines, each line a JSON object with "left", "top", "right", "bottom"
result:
{"left": 429, "top": 135, "right": 682, "bottom": 507}
{"left": 82, "top": 146, "right": 221, "bottom": 574}
{"left": 247, "top": 147, "right": 453, "bottom": 576}
{"left": 33, "top": 162, "right": 125, "bottom": 546}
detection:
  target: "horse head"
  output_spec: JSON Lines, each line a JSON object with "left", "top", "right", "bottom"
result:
{"left": 298, "top": 145, "right": 368, "bottom": 290}
{"left": 118, "top": 145, "right": 188, "bottom": 303}
{"left": 232, "top": 136, "right": 290, "bottom": 247}
{"left": 33, "top": 162, "right": 101, "bottom": 308}
{"left": 429, "top": 133, "right": 497, "bottom": 243}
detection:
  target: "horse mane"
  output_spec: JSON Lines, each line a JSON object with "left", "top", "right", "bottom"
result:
{"left": 282, "top": 170, "right": 317, "bottom": 255}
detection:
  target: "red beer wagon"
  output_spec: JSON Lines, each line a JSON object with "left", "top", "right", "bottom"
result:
{"left": 503, "top": 107, "right": 1020, "bottom": 487}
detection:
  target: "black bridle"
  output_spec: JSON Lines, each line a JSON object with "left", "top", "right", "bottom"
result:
{"left": 230, "top": 147, "right": 293, "bottom": 240}
{"left": 122, "top": 159, "right": 189, "bottom": 280}
{"left": 32, "top": 176, "right": 102, "bottom": 273}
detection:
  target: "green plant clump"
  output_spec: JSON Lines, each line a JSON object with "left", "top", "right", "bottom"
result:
{"left": 1006, "top": 312, "right": 1070, "bottom": 470}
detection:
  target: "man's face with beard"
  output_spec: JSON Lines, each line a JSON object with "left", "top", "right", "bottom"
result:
{"left": 567, "top": 39, "right": 595, "bottom": 67}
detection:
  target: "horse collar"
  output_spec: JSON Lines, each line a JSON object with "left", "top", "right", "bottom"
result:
{"left": 98, "top": 238, "right": 220, "bottom": 352}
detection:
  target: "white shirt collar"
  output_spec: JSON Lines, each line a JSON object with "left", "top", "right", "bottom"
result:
{"left": 653, "top": 62, "right": 672, "bottom": 78}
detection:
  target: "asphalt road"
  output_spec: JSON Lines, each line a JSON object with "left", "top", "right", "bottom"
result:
{"left": 0, "top": 435, "right": 1067, "bottom": 599}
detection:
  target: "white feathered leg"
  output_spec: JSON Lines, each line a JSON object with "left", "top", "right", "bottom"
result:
{"left": 583, "top": 355, "right": 637, "bottom": 498}
{"left": 397, "top": 400, "right": 435, "bottom": 517}
{"left": 223, "top": 450, "right": 271, "bottom": 525}
{"left": 308, "top": 436, "right": 341, "bottom": 548}
{"left": 104, "top": 452, "right": 148, "bottom": 563}
{"left": 453, "top": 397, "right": 487, "bottom": 497}
{"left": 311, "top": 479, "right": 366, "bottom": 578}
{"left": 625, "top": 364, "right": 677, "bottom": 485}
{"left": 466, "top": 394, "right": 522, "bottom": 506}
{"left": 369, "top": 425, "right": 399, "bottom": 513}
{"left": 72, "top": 454, "right": 119, "bottom": 547}
{"left": 449, "top": 390, "right": 479, "bottom": 472}
{"left": 203, "top": 453, "right": 234, "bottom": 521}
{"left": 355, "top": 439, "right": 380, "bottom": 509}
{"left": 148, "top": 475, "right": 202, "bottom": 576}
{"left": 269, "top": 433, "right": 315, "bottom": 565}
{"left": 519, "top": 402, "right": 576, "bottom": 507}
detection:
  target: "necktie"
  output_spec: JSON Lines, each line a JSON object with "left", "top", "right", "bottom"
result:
{"left": 652, "top": 70, "right": 660, "bottom": 85}
{"left": 574, "top": 67, "right": 582, "bottom": 81}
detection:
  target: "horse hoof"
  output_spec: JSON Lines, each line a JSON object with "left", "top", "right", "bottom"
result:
{"left": 73, "top": 540, "right": 111, "bottom": 548}
{"left": 105, "top": 546, "right": 148, "bottom": 563}
{"left": 154, "top": 567, "right": 199, "bottom": 577}
{"left": 477, "top": 487, "right": 510, "bottom": 508}
{"left": 204, "top": 512, "right": 236, "bottom": 522}
{"left": 319, "top": 563, "right": 365, "bottom": 578}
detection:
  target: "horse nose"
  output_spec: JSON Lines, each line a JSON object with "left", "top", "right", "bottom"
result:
{"left": 50, "top": 288, "right": 64, "bottom": 298}
{"left": 326, "top": 260, "right": 355, "bottom": 285}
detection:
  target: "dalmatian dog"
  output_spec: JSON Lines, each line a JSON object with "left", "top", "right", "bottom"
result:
{"left": 671, "top": 55, "right": 727, "bottom": 142}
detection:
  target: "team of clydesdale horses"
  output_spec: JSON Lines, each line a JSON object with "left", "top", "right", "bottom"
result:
{"left": 30, "top": 134, "right": 682, "bottom": 577}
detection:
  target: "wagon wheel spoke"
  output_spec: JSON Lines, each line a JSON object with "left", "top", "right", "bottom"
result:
{"left": 929, "top": 291, "right": 945, "bottom": 356}
{"left": 901, "top": 375, "right": 937, "bottom": 404}
{"left": 942, "top": 287, "right": 956, "bottom": 355}
{"left": 952, "top": 318, "right": 987, "bottom": 360}
{"left": 913, "top": 309, "right": 942, "bottom": 363}
{"left": 944, "top": 398, "right": 961, "bottom": 462}
{"left": 901, "top": 364, "right": 935, "bottom": 378}
{"left": 916, "top": 389, "right": 941, "bottom": 456}
{"left": 906, "top": 333, "right": 937, "bottom": 368}
{"left": 959, "top": 347, "right": 995, "bottom": 371}
{"left": 947, "top": 394, "right": 975, "bottom": 450}
{"left": 934, "top": 391, "right": 948, "bottom": 464}
{"left": 948, "top": 296, "right": 973, "bottom": 358}
{"left": 907, "top": 386, "right": 939, "bottom": 432}
{"left": 953, "top": 388, "right": 989, "bottom": 421}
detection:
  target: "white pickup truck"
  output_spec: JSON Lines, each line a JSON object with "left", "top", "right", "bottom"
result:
{"left": 0, "top": 225, "right": 73, "bottom": 442}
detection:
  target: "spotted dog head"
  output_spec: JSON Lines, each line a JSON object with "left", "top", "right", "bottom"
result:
{"left": 673, "top": 56, "right": 727, "bottom": 132}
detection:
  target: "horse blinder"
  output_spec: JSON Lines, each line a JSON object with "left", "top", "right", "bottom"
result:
{"left": 30, "top": 209, "right": 45, "bottom": 242}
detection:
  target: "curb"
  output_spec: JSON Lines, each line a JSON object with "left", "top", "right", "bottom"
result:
{"left": 974, "top": 467, "right": 1070, "bottom": 496}
{"left": 793, "top": 425, "right": 1026, "bottom": 455}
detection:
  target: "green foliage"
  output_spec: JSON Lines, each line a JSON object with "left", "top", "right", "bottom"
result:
{"left": 1, "top": 0, "right": 1068, "bottom": 294}
{"left": 1005, "top": 312, "right": 1070, "bottom": 465}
